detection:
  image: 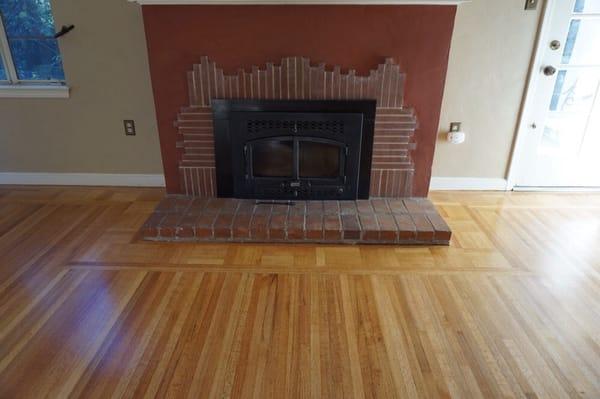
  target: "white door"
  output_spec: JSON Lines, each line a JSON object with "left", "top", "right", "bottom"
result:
{"left": 516, "top": 0, "right": 600, "bottom": 187}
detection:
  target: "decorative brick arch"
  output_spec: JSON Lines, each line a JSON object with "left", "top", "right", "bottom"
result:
{"left": 176, "top": 56, "right": 417, "bottom": 197}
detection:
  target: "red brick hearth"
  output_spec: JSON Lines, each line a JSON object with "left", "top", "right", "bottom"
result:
{"left": 142, "top": 197, "right": 451, "bottom": 245}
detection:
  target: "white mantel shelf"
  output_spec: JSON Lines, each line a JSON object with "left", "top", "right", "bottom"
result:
{"left": 130, "top": 0, "right": 467, "bottom": 5}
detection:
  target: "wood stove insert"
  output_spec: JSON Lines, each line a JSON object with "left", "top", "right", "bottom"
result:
{"left": 212, "top": 100, "right": 376, "bottom": 200}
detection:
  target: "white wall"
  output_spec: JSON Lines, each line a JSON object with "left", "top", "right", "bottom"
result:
{"left": 0, "top": 0, "right": 543, "bottom": 189}
{"left": 433, "top": 0, "right": 542, "bottom": 182}
{"left": 0, "top": 0, "right": 162, "bottom": 176}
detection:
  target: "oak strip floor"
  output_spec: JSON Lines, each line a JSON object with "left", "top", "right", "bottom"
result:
{"left": 0, "top": 186, "right": 598, "bottom": 398}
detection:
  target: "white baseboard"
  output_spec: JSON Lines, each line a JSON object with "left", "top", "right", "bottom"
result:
{"left": 0, "top": 173, "right": 510, "bottom": 191}
{"left": 0, "top": 172, "right": 166, "bottom": 187}
{"left": 513, "top": 186, "right": 600, "bottom": 192}
{"left": 430, "top": 177, "right": 509, "bottom": 191}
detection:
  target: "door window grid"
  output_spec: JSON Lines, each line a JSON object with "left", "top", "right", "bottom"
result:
{"left": 542, "top": 0, "right": 600, "bottom": 157}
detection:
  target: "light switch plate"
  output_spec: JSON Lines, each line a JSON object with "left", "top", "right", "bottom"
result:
{"left": 524, "top": 0, "right": 538, "bottom": 10}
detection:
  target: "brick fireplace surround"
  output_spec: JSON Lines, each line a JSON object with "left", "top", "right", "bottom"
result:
{"left": 178, "top": 56, "right": 416, "bottom": 197}
{"left": 140, "top": 5, "right": 455, "bottom": 244}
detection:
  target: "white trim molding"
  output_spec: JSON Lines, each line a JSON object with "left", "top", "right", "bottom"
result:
{"left": 0, "top": 85, "right": 70, "bottom": 98}
{"left": 0, "top": 173, "right": 165, "bottom": 187}
{"left": 129, "top": 0, "right": 467, "bottom": 4}
{"left": 430, "top": 177, "right": 510, "bottom": 191}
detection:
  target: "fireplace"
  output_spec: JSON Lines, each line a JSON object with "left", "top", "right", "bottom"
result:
{"left": 174, "top": 56, "right": 419, "bottom": 197}
{"left": 212, "top": 100, "right": 376, "bottom": 200}
{"left": 138, "top": 6, "right": 456, "bottom": 244}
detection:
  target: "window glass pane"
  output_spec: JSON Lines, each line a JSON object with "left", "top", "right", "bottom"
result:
{"left": 0, "top": 0, "right": 65, "bottom": 81}
{"left": 299, "top": 141, "right": 341, "bottom": 178}
{"left": 0, "top": 59, "right": 6, "bottom": 80}
{"left": 0, "top": 0, "right": 55, "bottom": 36}
{"left": 574, "top": 0, "right": 600, "bottom": 13}
{"left": 252, "top": 140, "right": 293, "bottom": 178}
{"left": 8, "top": 39, "right": 64, "bottom": 80}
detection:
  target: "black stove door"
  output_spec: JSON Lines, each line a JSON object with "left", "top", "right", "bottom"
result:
{"left": 231, "top": 112, "right": 363, "bottom": 200}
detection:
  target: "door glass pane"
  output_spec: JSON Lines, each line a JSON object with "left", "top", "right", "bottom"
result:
{"left": 540, "top": 114, "right": 587, "bottom": 155}
{"left": 580, "top": 96, "right": 600, "bottom": 159}
{"left": 299, "top": 141, "right": 341, "bottom": 178}
{"left": 562, "top": 19, "right": 600, "bottom": 65}
{"left": 541, "top": 68, "right": 600, "bottom": 155}
{"left": 549, "top": 69, "right": 599, "bottom": 114}
{"left": 252, "top": 140, "right": 293, "bottom": 178}
{"left": 573, "top": 0, "right": 600, "bottom": 13}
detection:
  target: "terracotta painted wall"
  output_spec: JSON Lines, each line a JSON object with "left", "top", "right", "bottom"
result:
{"left": 142, "top": 5, "right": 456, "bottom": 196}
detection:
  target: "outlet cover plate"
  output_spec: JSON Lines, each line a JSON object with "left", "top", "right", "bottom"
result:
{"left": 124, "top": 120, "right": 136, "bottom": 136}
{"left": 450, "top": 122, "right": 462, "bottom": 132}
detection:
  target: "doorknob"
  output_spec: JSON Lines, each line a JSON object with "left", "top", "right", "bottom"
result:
{"left": 543, "top": 66, "right": 557, "bottom": 76}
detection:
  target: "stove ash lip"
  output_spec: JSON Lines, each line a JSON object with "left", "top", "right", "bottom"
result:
{"left": 212, "top": 99, "right": 376, "bottom": 200}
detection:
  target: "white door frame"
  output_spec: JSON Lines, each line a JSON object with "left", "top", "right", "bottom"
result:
{"left": 506, "top": 0, "right": 557, "bottom": 190}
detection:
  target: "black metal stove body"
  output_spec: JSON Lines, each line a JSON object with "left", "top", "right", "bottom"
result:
{"left": 212, "top": 100, "right": 376, "bottom": 200}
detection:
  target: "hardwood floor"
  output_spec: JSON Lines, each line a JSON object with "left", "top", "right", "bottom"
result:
{"left": 0, "top": 186, "right": 598, "bottom": 398}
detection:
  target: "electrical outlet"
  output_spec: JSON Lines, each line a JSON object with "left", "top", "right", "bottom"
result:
{"left": 124, "top": 120, "right": 136, "bottom": 136}
{"left": 448, "top": 122, "right": 466, "bottom": 144}
{"left": 524, "top": 0, "right": 538, "bottom": 10}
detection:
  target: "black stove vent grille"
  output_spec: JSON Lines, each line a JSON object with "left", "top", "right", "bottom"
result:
{"left": 247, "top": 119, "right": 344, "bottom": 135}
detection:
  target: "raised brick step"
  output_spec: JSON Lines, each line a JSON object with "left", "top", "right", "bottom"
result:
{"left": 141, "top": 197, "right": 451, "bottom": 245}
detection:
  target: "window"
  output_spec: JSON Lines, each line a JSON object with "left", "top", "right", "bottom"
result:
{"left": 0, "top": 0, "right": 67, "bottom": 95}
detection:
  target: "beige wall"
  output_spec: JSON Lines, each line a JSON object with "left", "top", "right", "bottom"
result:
{"left": 0, "top": 0, "right": 541, "bottom": 181}
{"left": 433, "top": 0, "right": 542, "bottom": 178}
{"left": 0, "top": 0, "right": 162, "bottom": 174}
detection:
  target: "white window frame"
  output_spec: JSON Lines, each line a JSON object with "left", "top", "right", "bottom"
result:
{"left": 0, "top": 11, "right": 69, "bottom": 98}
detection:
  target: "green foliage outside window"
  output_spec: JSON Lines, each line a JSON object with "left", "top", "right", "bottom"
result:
{"left": 0, "top": 0, "right": 65, "bottom": 81}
